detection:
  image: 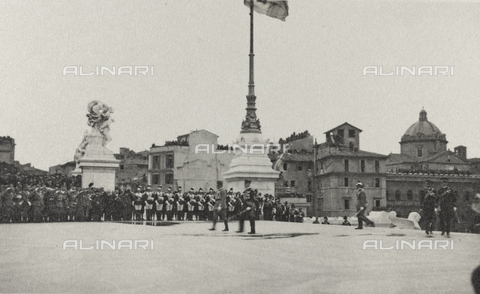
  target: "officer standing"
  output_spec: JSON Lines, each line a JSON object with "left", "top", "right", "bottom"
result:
{"left": 422, "top": 180, "right": 436, "bottom": 235}
{"left": 209, "top": 181, "right": 228, "bottom": 231}
{"left": 436, "top": 178, "right": 456, "bottom": 237}
{"left": 144, "top": 185, "right": 154, "bottom": 221}
{"left": 237, "top": 180, "right": 258, "bottom": 234}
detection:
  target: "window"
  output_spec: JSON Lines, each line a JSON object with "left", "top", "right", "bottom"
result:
{"left": 297, "top": 164, "right": 303, "bottom": 171}
{"left": 349, "top": 129, "right": 355, "bottom": 138}
{"left": 165, "top": 173, "right": 174, "bottom": 185}
{"left": 395, "top": 190, "right": 401, "bottom": 201}
{"left": 407, "top": 190, "right": 413, "bottom": 200}
{"left": 417, "top": 146, "right": 423, "bottom": 157}
{"left": 360, "top": 160, "right": 365, "bottom": 172}
{"left": 344, "top": 159, "right": 349, "bottom": 172}
{"left": 344, "top": 178, "right": 349, "bottom": 187}
{"left": 152, "top": 174, "right": 160, "bottom": 185}
{"left": 344, "top": 199, "right": 350, "bottom": 210}
{"left": 283, "top": 163, "right": 288, "bottom": 171}
{"left": 308, "top": 181, "right": 312, "bottom": 191}
{"left": 375, "top": 178, "right": 380, "bottom": 188}
{"left": 290, "top": 180, "right": 296, "bottom": 187}
{"left": 375, "top": 200, "right": 381, "bottom": 208}
{"left": 120, "top": 165, "right": 124, "bottom": 170}
{"left": 153, "top": 156, "right": 160, "bottom": 169}
{"left": 337, "top": 129, "right": 344, "bottom": 138}
{"left": 386, "top": 190, "right": 393, "bottom": 201}
{"left": 166, "top": 154, "right": 174, "bottom": 168}
{"left": 307, "top": 163, "right": 313, "bottom": 170}
{"left": 375, "top": 160, "right": 380, "bottom": 173}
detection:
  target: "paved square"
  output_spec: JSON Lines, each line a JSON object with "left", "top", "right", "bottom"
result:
{"left": 0, "top": 221, "right": 477, "bottom": 293}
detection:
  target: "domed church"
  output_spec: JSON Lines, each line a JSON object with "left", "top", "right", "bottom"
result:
{"left": 400, "top": 109, "right": 448, "bottom": 158}
{"left": 387, "top": 109, "right": 469, "bottom": 173}
{"left": 385, "top": 109, "right": 480, "bottom": 231}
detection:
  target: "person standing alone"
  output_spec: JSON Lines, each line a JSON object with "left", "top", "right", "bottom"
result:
{"left": 355, "top": 182, "right": 375, "bottom": 229}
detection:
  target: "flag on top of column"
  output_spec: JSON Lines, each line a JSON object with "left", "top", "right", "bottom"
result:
{"left": 244, "top": 0, "right": 289, "bottom": 21}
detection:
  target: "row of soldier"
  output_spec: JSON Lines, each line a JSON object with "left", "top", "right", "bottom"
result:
{"left": 0, "top": 183, "right": 306, "bottom": 223}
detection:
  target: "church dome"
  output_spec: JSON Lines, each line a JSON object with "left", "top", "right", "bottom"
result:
{"left": 403, "top": 109, "right": 443, "bottom": 137}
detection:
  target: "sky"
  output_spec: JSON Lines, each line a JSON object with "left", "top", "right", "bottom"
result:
{"left": 1, "top": 0, "right": 480, "bottom": 171}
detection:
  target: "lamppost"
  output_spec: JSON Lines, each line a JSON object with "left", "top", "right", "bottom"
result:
{"left": 311, "top": 138, "right": 319, "bottom": 224}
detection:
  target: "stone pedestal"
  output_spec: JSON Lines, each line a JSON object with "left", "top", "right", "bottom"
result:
{"left": 223, "top": 133, "right": 279, "bottom": 195}
{"left": 75, "top": 131, "right": 120, "bottom": 191}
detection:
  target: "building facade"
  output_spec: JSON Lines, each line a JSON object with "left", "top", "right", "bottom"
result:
{"left": 114, "top": 148, "right": 149, "bottom": 188}
{"left": 273, "top": 136, "right": 314, "bottom": 214}
{"left": 148, "top": 130, "right": 235, "bottom": 191}
{"left": 315, "top": 123, "right": 387, "bottom": 217}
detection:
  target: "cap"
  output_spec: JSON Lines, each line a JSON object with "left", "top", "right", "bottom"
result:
{"left": 356, "top": 181, "right": 363, "bottom": 188}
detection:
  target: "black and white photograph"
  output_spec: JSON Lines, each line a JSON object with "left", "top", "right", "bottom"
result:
{"left": 1, "top": 0, "right": 480, "bottom": 293}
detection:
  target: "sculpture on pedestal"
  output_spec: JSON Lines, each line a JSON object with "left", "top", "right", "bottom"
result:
{"left": 74, "top": 100, "right": 115, "bottom": 167}
{"left": 72, "top": 100, "right": 119, "bottom": 191}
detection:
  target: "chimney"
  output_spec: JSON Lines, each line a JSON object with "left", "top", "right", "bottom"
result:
{"left": 454, "top": 146, "right": 467, "bottom": 159}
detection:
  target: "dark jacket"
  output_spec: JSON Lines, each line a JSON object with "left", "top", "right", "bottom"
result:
{"left": 437, "top": 186, "right": 456, "bottom": 212}
{"left": 356, "top": 189, "right": 367, "bottom": 210}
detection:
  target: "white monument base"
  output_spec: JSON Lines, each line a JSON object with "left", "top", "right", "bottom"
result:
{"left": 78, "top": 158, "right": 119, "bottom": 191}
{"left": 76, "top": 131, "right": 120, "bottom": 191}
{"left": 223, "top": 133, "right": 279, "bottom": 195}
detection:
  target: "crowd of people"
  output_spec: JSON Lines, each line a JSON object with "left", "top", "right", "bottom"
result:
{"left": 0, "top": 162, "right": 309, "bottom": 224}
{"left": 0, "top": 180, "right": 310, "bottom": 223}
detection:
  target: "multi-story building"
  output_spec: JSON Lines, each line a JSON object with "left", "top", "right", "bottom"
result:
{"left": 315, "top": 123, "right": 387, "bottom": 217}
{"left": 114, "top": 148, "right": 149, "bottom": 188}
{"left": 273, "top": 136, "right": 314, "bottom": 213}
{"left": 0, "top": 136, "right": 15, "bottom": 164}
{"left": 148, "top": 130, "right": 235, "bottom": 191}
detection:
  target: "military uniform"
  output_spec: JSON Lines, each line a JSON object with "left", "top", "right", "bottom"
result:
{"left": 210, "top": 186, "right": 228, "bottom": 231}
{"left": 31, "top": 189, "right": 44, "bottom": 222}
{"left": 144, "top": 188, "right": 154, "bottom": 221}
{"left": 66, "top": 189, "right": 78, "bottom": 221}
{"left": 155, "top": 190, "right": 164, "bottom": 221}
{"left": 422, "top": 187, "right": 436, "bottom": 234}
{"left": 437, "top": 184, "right": 456, "bottom": 236}
{"left": 237, "top": 187, "right": 258, "bottom": 234}
{"left": 133, "top": 190, "right": 144, "bottom": 220}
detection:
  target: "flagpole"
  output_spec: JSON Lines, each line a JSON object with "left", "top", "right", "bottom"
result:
{"left": 241, "top": 0, "right": 260, "bottom": 134}
{"left": 249, "top": 0, "right": 254, "bottom": 98}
